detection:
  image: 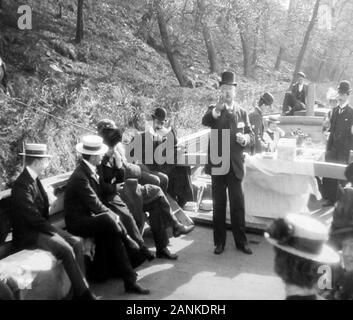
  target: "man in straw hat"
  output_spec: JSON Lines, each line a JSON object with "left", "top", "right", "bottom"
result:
{"left": 11, "top": 143, "right": 96, "bottom": 300}
{"left": 202, "top": 71, "right": 254, "bottom": 255}
{"left": 265, "top": 213, "right": 340, "bottom": 299}
{"left": 64, "top": 135, "right": 150, "bottom": 295}
{"left": 323, "top": 80, "right": 353, "bottom": 206}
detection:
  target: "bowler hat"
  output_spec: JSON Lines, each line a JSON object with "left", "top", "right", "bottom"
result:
{"left": 260, "top": 92, "right": 274, "bottom": 106}
{"left": 151, "top": 107, "right": 167, "bottom": 122}
{"left": 297, "top": 72, "right": 306, "bottom": 79}
{"left": 219, "top": 71, "right": 237, "bottom": 87}
{"left": 19, "top": 143, "right": 52, "bottom": 158}
{"left": 265, "top": 213, "right": 339, "bottom": 264}
{"left": 337, "top": 80, "right": 351, "bottom": 95}
{"left": 76, "top": 135, "right": 108, "bottom": 156}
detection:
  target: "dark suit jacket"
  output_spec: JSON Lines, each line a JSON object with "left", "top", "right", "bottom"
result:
{"left": 291, "top": 83, "right": 308, "bottom": 105}
{"left": 202, "top": 105, "right": 254, "bottom": 180}
{"left": 10, "top": 168, "right": 56, "bottom": 248}
{"left": 249, "top": 107, "right": 265, "bottom": 154}
{"left": 137, "top": 128, "right": 178, "bottom": 170}
{"left": 326, "top": 105, "right": 353, "bottom": 163}
{"left": 64, "top": 161, "right": 112, "bottom": 227}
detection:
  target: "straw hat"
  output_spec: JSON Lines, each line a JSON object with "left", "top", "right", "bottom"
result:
{"left": 265, "top": 214, "right": 339, "bottom": 264}
{"left": 19, "top": 143, "right": 52, "bottom": 158}
{"left": 76, "top": 135, "right": 108, "bottom": 156}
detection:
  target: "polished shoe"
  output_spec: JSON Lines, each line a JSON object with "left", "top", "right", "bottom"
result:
{"left": 141, "top": 245, "right": 155, "bottom": 261}
{"left": 156, "top": 248, "right": 178, "bottom": 260}
{"left": 77, "top": 289, "right": 98, "bottom": 300}
{"left": 125, "top": 282, "right": 150, "bottom": 295}
{"left": 236, "top": 244, "right": 253, "bottom": 255}
{"left": 173, "top": 223, "right": 195, "bottom": 238}
{"left": 214, "top": 244, "right": 224, "bottom": 255}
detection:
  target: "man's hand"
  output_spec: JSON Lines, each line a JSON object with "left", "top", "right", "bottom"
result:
{"left": 116, "top": 182, "right": 125, "bottom": 193}
{"left": 236, "top": 133, "right": 246, "bottom": 145}
{"left": 215, "top": 96, "right": 226, "bottom": 112}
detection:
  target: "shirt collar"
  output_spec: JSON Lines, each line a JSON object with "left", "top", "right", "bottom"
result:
{"left": 26, "top": 166, "right": 38, "bottom": 181}
{"left": 83, "top": 159, "right": 97, "bottom": 175}
{"left": 339, "top": 101, "right": 349, "bottom": 110}
{"left": 225, "top": 101, "right": 235, "bottom": 112}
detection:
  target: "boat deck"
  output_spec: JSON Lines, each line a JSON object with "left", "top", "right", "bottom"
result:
{"left": 92, "top": 225, "right": 285, "bottom": 300}
{"left": 91, "top": 197, "right": 333, "bottom": 300}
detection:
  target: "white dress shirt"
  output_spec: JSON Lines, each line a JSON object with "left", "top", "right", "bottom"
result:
{"left": 26, "top": 166, "right": 38, "bottom": 181}
{"left": 83, "top": 159, "right": 99, "bottom": 179}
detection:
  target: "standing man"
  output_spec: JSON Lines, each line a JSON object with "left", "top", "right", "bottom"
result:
{"left": 324, "top": 80, "right": 353, "bottom": 206}
{"left": 249, "top": 92, "right": 274, "bottom": 154}
{"left": 202, "top": 71, "right": 254, "bottom": 255}
{"left": 11, "top": 143, "right": 96, "bottom": 300}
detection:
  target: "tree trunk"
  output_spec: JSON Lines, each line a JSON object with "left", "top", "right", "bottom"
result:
{"left": 290, "top": 0, "right": 321, "bottom": 87}
{"left": 155, "top": 1, "right": 192, "bottom": 88}
{"left": 274, "top": 47, "right": 284, "bottom": 71}
{"left": 274, "top": 0, "right": 295, "bottom": 70}
{"left": 197, "top": 0, "right": 218, "bottom": 74}
{"left": 75, "top": 0, "right": 84, "bottom": 44}
{"left": 240, "top": 32, "right": 252, "bottom": 77}
{"left": 202, "top": 23, "right": 218, "bottom": 74}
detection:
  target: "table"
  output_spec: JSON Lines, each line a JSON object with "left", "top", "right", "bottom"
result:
{"left": 243, "top": 154, "right": 322, "bottom": 220}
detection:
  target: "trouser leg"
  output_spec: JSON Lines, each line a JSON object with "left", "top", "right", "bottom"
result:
{"left": 55, "top": 228, "right": 86, "bottom": 276}
{"left": 143, "top": 201, "right": 170, "bottom": 251}
{"left": 105, "top": 196, "right": 144, "bottom": 246}
{"left": 35, "top": 233, "right": 89, "bottom": 297}
{"left": 211, "top": 174, "right": 227, "bottom": 247}
{"left": 227, "top": 170, "right": 248, "bottom": 247}
{"left": 67, "top": 213, "right": 137, "bottom": 283}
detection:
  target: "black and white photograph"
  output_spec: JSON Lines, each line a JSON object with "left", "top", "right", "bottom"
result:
{"left": 0, "top": 0, "right": 353, "bottom": 304}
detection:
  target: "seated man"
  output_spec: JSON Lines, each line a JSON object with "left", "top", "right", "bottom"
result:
{"left": 282, "top": 72, "right": 308, "bottom": 116}
{"left": 10, "top": 143, "right": 96, "bottom": 300}
{"left": 137, "top": 107, "right": 194, "bottom": 207}
{"left": 97, "top": 121, "right": 195, "bottom": 260}
{"left": 64, "top": 135, "right": 150, "bottom": 295}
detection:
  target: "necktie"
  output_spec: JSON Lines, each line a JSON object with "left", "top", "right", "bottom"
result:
{"left": 35, "top": 178, "right": 45, "bottom": 202}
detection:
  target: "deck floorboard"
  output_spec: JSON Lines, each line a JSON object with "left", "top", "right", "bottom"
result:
{"left": 91, "top": 226, "right": 284, "bottom": 300}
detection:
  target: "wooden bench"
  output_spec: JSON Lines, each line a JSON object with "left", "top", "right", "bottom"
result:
{"left": 0, "top": 172, "right": 87, "bottom": 300}
{"left": 0, "top": 170, "right": 194, "bottom": 300}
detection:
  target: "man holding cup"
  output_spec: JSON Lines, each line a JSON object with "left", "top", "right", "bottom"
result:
{"left": 202, "top": 71, "right": 254, "bottom": 255}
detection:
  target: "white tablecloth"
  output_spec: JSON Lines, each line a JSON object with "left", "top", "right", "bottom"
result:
{"left": 243, "top": 155, "right": 321, "bottom": 219}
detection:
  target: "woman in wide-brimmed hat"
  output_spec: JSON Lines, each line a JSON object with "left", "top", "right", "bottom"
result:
{"left": 266, "top": 214, "right": 340, "bottom": 300}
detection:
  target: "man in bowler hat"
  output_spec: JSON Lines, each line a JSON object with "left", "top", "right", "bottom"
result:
{"left": 202, "top": 71, "right": 254, "bottom": 255}
{"left": 249, "top": 92, "right": 274, "bottom": 154}
{"left": 323, "top": 80, "right": 353, "bottom": 206}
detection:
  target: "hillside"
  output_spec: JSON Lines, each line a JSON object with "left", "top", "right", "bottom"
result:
{"left": 0, "top": 0, "right": 292, "bottom": 189}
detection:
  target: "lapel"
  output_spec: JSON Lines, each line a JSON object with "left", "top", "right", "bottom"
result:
{"left": 22, "top": 168, "right": 48, "bottom": 208}
{"left": 80, "top": 161, "right": 100, "bottom": 187}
